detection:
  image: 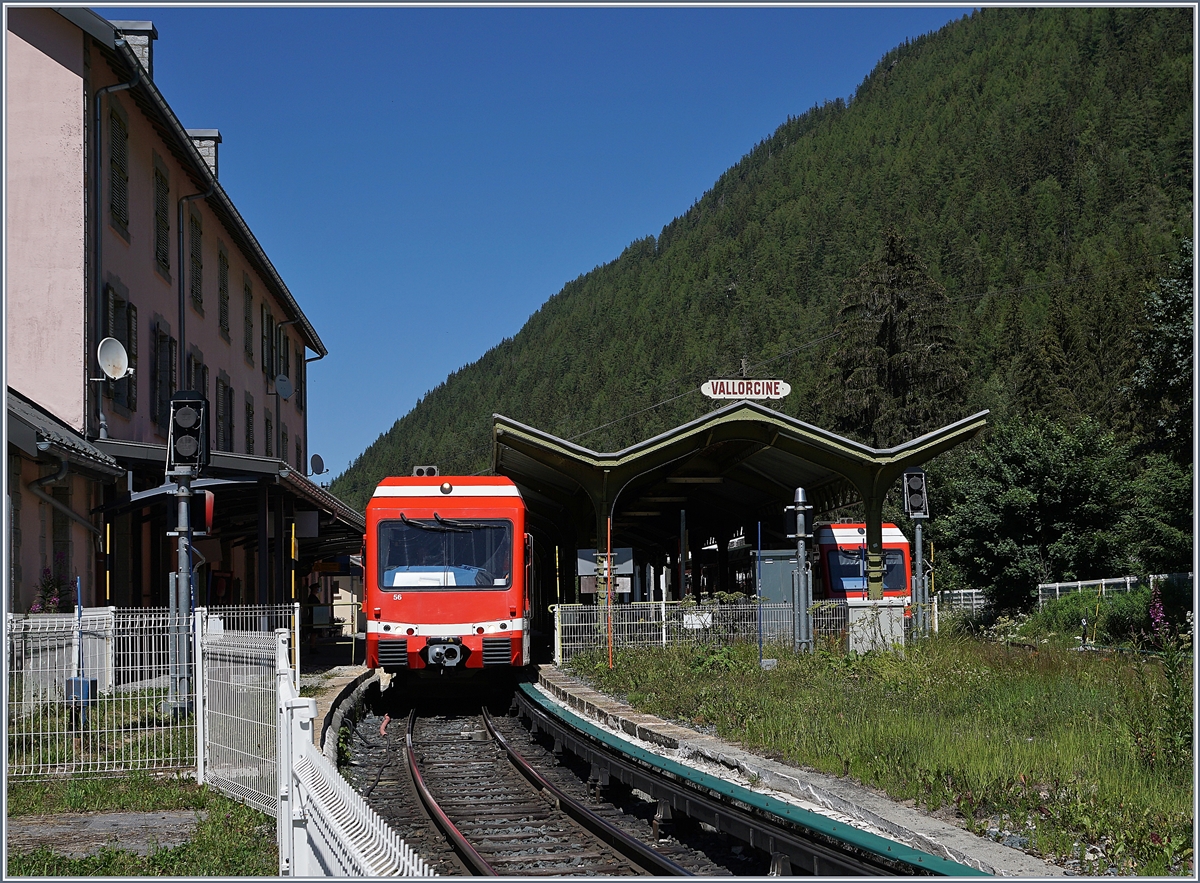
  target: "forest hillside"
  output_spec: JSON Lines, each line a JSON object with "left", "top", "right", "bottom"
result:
{"left": 332, "top": 7, "right": 1192, "bottom": 607}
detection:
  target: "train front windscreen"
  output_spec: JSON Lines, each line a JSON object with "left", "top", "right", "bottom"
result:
{"left": 825, "top": 548, "right": 908, "bottom": 594}
{"left": 378, "top": 517, "right": 513, "bottom": 589}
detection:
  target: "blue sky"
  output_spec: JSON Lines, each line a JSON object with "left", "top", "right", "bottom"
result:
{"left": 95, "top": 4, "right": 975, "bottom": 480}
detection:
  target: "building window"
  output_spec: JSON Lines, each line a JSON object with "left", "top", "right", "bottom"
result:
{"left": 109, "top": 112, "right": 129, "bottom": 231}
{"left": 104, "top": 286, "right": 137, "bottom": 411}
{"left": 150, "top": 321, "right": 177, "bottom": 430}
{"left": 243, "top": 281, "right": 255, "bottom": 365}
{"left": 218, "top": 252, "right": 230, "bottom": 339}
{"left": 51, "top": 486, "right": 72, "bottom": 590}
{"left": 245, "top": 394, "right": 255, "bottom": 455}
{"left": 295, "top": 439, "right": 303, "bottom": 472}
{"left": 295, "top": 346, "right": 304, "bottom": 412}
{"left": 189, "top": 214, "right": 203, "bottom": 312}
{"left": 264, "top": 412, "right": 273, "bottom": 459}
{"left": 154, "top": 168, "right": 170, "bottom": 275}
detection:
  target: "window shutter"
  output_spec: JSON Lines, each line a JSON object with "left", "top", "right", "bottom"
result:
{"left": 168, "top": 336, "right": 177, "bottom": 400}
{"left": 218, "top": 253, "right": 230, "bottom": 333}
{"left": 215, "top": 380, "right": 225, "bottom": 451}
{"left": 227, "top": 384, "right": 234, "bottom": 450}
{"left": 281, "top": 333, "right": 289, "bottom": 379}
{"left": 244, "top": 285, "right": 254, "bottom": 362}
{"left": 245, "top": 399, "right": 254, "bottom": 455}
{"left": 295, "top": 348, "right": 304, "bottom": 412}
{"left": 189, "top": 215, "right": 203, "bottom": 308}
{"left": 202, "top": 364, "right": 209, "bottom": 400}
{"left": 149, "top": 321, "right": 159, "bottom": 423}
{"left": 110, "top": 113, "right": 129, "bottom": 228}
{"left": 265, "top": 412, "right": 273, "bottom": 458}
{"left": 154, "top": 169, "right": 170, "bottom": 273}
{"left": 127, "top": 303, "right": 138, "bottom": 412}
{"left": 261, "top": 304, "right": 268, "bottom": 374}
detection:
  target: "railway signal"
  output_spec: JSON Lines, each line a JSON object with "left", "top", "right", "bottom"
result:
{"left": 167, "top": 391, "right": 209, "bottom": 472}
{"left": 902, "top": 469, "right": 929, "bottom": 519}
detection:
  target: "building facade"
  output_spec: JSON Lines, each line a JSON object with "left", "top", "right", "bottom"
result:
{"left": 6, "top": 8, "right": 362, "bottom": 614}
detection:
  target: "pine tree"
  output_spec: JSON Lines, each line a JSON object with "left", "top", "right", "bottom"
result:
{"left": 826, "top": 228, "right": 968, "bottom": 446}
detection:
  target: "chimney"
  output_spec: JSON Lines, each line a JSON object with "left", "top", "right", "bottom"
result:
{"left": 186, "top": 130, "right": 222, "bottom": 178}
{"left": 109, "top": 21, "right": 158, "bottom": 79}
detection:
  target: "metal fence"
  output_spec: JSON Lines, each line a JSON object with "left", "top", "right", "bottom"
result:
{"left": 201, "top": 604, "right": 296, "bottom": 815}
{"left": 6, "top": 604, "right": 296, "bottom": 786}
{"left": 553, "top": 601, "right": 869, "bottom": 664}
{"left": 7, "top": 607, "right": 199, "bottom": 779}
{"left": 273, "top": 629, "right": 434, "bottom": 876}
{"left": 937, "top": 589, "right": 987, "bottom": 614}
{"left": 1036, "top": 573, "right": 1193, "bottom": 609}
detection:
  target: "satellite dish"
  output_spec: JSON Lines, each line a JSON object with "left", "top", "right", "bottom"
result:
{"left": 97, "top": 337, "right": 131, "bottom": 380}
{"left": 275, "top": 374, "right": 294, "bottom": 400}
{"left": 310, "top": 453, "right": 326, "bottom": 476}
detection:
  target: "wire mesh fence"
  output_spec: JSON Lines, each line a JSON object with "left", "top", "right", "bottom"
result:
{"left": 7, "top": 607, "right": 196, "bottom": 778}
{"left": 554, "top": 601, "right": 872, "bottom": 664}
{"left": 6, "top": 603, "right": 296, "bottom": 790}
{"left": 202, "top": 604, "right": 296, "bottom": 815}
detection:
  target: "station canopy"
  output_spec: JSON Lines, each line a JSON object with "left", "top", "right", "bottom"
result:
{"left": 492, "top": 399, "right": 989, "bottom": 561}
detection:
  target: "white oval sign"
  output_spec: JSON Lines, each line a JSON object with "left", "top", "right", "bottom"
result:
{"left": 702, "top": 379, "right": 791, "bottom": 400}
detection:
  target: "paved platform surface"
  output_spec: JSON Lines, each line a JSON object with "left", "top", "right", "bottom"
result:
{"left": 537, "top": 664, "right": 1065, "bottom": 878}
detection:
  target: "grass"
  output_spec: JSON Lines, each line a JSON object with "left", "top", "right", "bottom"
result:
{"left": 6, "top": 772, "right": 276, "bottom": 876}
{"left": 567, "top": 633, "right": 1194, "bottom": 875}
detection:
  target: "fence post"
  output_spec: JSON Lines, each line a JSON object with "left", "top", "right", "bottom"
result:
{"left": 276, "top": 629, "right": 294, "bottom": 876}
{"left": 193, "top": 608, "right": 207, "bottom": 785}
{"left": 552, "top": 604, "right": 562, "bottom": 666}
{"left": 292, "top": 602, "right": 300, "bottom": 693}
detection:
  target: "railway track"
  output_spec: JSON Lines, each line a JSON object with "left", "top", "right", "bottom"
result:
{"left": 342, "top": 680, "right": 978, "bottom": 876}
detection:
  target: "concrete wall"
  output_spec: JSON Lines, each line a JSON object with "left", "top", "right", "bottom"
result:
{"left": 5, "top": 8, "right": 87, "bottom": 431}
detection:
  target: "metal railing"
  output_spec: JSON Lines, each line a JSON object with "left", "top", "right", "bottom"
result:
{"left": 273, "top": 629, "right": 434, "bottom": 877}
{"left": 937, "top": 589, "right": 987, "bottom": 614}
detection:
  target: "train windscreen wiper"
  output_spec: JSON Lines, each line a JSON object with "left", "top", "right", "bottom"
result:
{"left": 400, "top": 513, "right": 465, "bottom": 533}
{"left": 433, "top": 514, "right": 503, "bottom": 531}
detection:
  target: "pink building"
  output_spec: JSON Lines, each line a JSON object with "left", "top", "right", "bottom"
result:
{"left": 6, "top": 8, "right": 363, "bottom": 613}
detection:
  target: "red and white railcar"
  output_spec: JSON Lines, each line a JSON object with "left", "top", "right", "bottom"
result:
{"left": 812, "top": 522, "right": 912, "bottom": 604}
{"left": 365, "top": 476, "right": 530, "bottom": 673}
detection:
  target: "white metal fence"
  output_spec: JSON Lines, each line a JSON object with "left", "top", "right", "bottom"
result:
{"left": 937, "top": 589, "right": 986, "bottom": 614}
{"left": 273, "top": 629, "right": 434, "bottom": 877}
{"left": 202, "top": 604, "right": 296, "bottom": 815}
{"left": 1036, "top": 573, "right": 1193, "bottom": 608}
{"left": 553, "top": 601, "right": 879, "bottom": 664}
{"left": 7, "top": 607, "right": 201, "bottom": 778}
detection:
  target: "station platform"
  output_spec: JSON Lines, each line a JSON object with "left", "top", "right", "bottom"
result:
{"left": 535, "top": 665, "right": 1064, "bottom": 877}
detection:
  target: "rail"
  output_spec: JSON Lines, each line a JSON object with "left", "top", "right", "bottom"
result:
{"left": 516, "top": 683, "right": 987, "bottom": 876}
{"left": 274, "top": 630, "right": 434, "bottom": 877}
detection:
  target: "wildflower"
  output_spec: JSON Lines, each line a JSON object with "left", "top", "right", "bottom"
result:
{"left": 1149, "top": 584, "right": 1166, "bottom": 641}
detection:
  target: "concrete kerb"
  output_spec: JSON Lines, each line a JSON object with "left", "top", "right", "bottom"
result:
{"left": 536, "top": 665, "right": 1063, "bottom": 878}
{"left": 318, "top": 669, "right": 378, "bottom": 765}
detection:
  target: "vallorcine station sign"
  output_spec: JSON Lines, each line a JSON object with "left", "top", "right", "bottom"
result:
{"left": 702, "top": 379, "right": 791, "bottom": 400}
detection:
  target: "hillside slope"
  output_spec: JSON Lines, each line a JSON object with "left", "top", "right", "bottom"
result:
{"left": 333, "top": 7, "right": 1192, "bottom": 511}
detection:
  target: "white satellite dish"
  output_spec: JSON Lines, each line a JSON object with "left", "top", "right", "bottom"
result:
{"left": 97, "top": 337, "right": 131, "bottom": 380}
{"left": 275, "top": 374, "right": 294, "bottom": 400}
{"left": 310, "top": 453, "right": 326, "bottom": 476}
